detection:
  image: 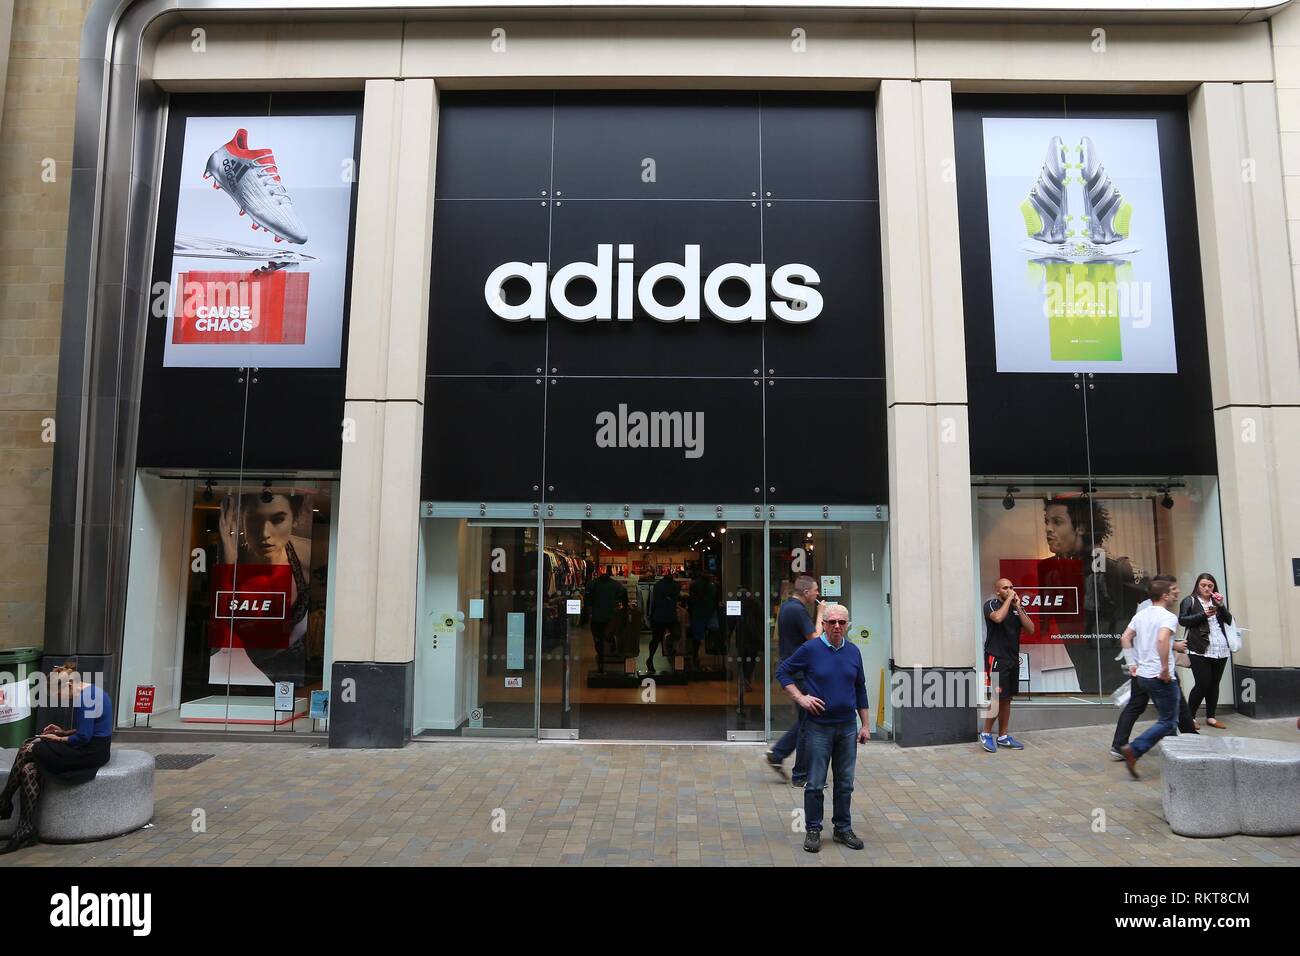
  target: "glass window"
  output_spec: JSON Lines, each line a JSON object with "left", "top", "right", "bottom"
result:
{"left": 972, "top": 478, "right": 1228, "bottom": 706}
{"left": 119, "top": 472, "right": 336, "bottom": 733}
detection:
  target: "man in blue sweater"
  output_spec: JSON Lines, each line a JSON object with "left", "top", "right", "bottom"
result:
{"left": 776, "top": 602, "right": 870, "bottom": 853}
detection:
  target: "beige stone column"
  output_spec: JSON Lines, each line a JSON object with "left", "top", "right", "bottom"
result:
{"left": 877, "top": 80, "right": 978, "bottom": 743}
{"left": 329, "top": 79, "right": 439, "bottom": 745}
{"left": 1189, "top": 82, "right": 1300, "bottom": 716}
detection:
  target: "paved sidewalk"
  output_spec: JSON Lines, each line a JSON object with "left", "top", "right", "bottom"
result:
{"left": 4, "top": 718, "right": 1298, "bottom": 867}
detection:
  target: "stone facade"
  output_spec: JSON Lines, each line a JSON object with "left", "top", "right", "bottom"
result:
{"left": 0, "top": 0, "right": 91, "bottom": 649}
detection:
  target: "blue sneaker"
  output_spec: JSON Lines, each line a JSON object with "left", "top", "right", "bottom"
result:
{"left": 979, "top": 732, "right": 997, "bottom": 753}
{"left": 997, "top": 734, "right": 1024, "bottom": 750}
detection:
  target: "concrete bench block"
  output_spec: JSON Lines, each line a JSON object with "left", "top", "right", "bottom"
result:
{"left": 38, "top": 749, "right": 155, "bottom": 843}
{"left": 1161, "top": 736, "right": 1300, "bottom": 838}
{"left": 0, "top": 747, "right": 155, "bottom": 843}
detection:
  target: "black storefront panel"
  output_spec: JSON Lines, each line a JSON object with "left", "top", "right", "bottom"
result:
{"left": 764, "top": 378, "right": 888, "bottom": 505}
{"left": 551, "top": 91, "right": 761, "bottom": 200}
{"left": 421, "top": 375, "right": 546, "bottom": 501}
{"left": 543, "top": 377, "right": 765, "bottom": 503}
{"left": 423, "top": 91, "right": 888, "bottom": 505}
{"left": 761, "top": 200, "right": 884, "bottom": 379}
{"left": 427, "top": 199, "right": 550, "bottom": 376}
{"left": 433, "top": 91, "right": 554, "bottom": 200}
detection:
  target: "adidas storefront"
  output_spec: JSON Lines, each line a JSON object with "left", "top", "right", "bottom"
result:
{"left": 44, "top": 1, "right": 1300, "bottom": 749}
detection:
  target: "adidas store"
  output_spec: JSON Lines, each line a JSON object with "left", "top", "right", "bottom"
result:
{"left": 45, "top": 1, "right": 1300, "bottom": 748}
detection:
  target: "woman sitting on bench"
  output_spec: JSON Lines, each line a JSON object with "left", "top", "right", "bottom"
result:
{"left": 1, "top": 660, "right": 113, "bottom": 854}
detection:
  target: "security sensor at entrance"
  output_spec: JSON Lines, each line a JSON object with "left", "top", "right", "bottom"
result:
{"left": 484, "top": 243, "right": 822, "bottom": 323}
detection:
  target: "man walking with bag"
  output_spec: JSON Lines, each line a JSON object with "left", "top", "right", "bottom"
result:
{"left": 1119, "top": 575, "right": 1183, "bottom": 778}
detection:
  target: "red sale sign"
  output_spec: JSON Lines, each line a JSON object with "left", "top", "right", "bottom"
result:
{"left": 172, "top": 270, "right": 309, "bottom": 346}
{"left": 999, "top": 557, "right": 1086, "bottom": 645}
{"left": 209, "top": 564, "right": 293, "bottom": 650}
{"left": 133, "top": 685, "right": 156, "bottom": 715}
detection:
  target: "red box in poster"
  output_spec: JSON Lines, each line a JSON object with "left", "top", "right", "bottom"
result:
{"left": 172, "top": 270, "right": 309, "bottom": 346}
{"left": 209, "top": 563, "right": 293, "bottom": 650}
{"left": 133, "top": 685, "right": 155, "bottom": 715}
{"left": 999, "top": 557, "right": 1086, "bottom": 645}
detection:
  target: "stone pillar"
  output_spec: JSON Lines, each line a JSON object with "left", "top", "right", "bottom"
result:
{"left": 329, "top": 79, "right": 439, "bottom": 747}
{"left": 877, "top": 80, "right": 979, "bottom": 745}
{"left": 1189, "top": 83, "right": 1300, "bottom": 717}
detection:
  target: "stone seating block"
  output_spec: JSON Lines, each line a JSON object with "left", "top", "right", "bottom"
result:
{"left": 0, "top": 748, "right": 155, "bottom": 843}
{"left": 1161, "top": 735, "right": 1300, "bottom": 838}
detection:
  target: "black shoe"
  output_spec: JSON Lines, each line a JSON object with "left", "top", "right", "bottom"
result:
{"left": 833, "top": 828, "right": 864, "bottom": 850}
{"left": 803, "top": 830, "right": 821, "bottom": 853}
{"left": 0, "top": 825, "right": 37, "bottom": 855}
{"left": 765, "top": 751, "right": 788, "bottom": 780}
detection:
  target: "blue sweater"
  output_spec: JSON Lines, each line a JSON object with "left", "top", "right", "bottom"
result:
{"left": 776, "top": 636, "right": 869, "bottom": 725}
{"left": 68, "top": 685, "right": 113, "bottom": 745}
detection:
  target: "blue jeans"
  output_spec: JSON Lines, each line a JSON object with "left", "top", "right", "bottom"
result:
{"left": 770, "top": 683, "right": 809, "bottom": 782}
{"left": 803, "top": 719, "right": 857, "bottom": 833}
{"left": 1129, "top": 676, "right": 1179, "bottom": 758}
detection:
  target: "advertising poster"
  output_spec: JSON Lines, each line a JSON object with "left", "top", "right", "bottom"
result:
{"left": 164, "top": 114, "right": 356, "bottom": 368}
{"left": 981, "top": 117, "right": 1177, "bottom": 374}
{"left": 208, "top": 491, "right": 314, "bottom": 686}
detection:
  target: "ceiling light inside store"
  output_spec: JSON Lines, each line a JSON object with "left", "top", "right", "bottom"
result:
{"left": 625, "top": 519, "right": 637, "bottom": 543}
{"left": 640, "top": 520, "right": 651, "bottom": 543}
{"left": 650, "top": 520, "right": 669, "bottom": 543}
{"left": 1002, "top": 486, "right": 1021, "bottom": 510}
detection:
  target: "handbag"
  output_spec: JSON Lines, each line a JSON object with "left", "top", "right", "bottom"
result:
{"left": 1225, "top": 620, "right": 1242, "bottom": 653}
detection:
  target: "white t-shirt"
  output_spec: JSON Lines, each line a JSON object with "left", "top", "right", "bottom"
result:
{"left": 1131, "top": 604, "right": 1179, "bottom": 679}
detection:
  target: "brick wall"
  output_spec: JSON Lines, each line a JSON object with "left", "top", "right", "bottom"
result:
{"left": 0, "top": 0, "right": 92, "bottom": 649}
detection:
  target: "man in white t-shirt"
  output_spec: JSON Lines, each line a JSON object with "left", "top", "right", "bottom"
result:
{"left": 1118, "top": 574, "right": 1181, "bottom": 778}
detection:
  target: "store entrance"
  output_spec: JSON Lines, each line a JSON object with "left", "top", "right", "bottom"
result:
{"left": 540, "top": 519, "right": 764, "bottom": 741}
{"left": 414, "top": 507, "right": 893, "bottom": 742}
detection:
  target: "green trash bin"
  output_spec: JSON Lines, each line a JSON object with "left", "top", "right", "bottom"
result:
{"left": 0, "top": 647, "right": 42, "bottom": 748}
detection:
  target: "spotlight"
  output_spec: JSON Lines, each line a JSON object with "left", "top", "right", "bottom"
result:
{"left": 260, "top": 480, "right": 273, "bottom": 503}
{"left": 1159, "top": 486, "right": 1174, "bottom": 510}
{"left": 202, "top": 479, "right": 215, "bottom": 502}
{"left": 1002, "top": 486, "right": 1021, "bottom": 511}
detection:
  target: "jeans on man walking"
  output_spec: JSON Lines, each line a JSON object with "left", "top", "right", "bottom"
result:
{"left": 1112, "top": 675, "right": 1196, "bottom": 750}
{"left": 1129, "top": 676, "right": 1180, "bottom": 757}
{"left": 770, "top": 684, "right": 809, "bottom": 782}
{"left": 802, "top": 719, "right": 857, "bottom": 833}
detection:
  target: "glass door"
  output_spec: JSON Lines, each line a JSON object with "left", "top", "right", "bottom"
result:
{"left": 415, "top": 519, "right": 540, "bottom": 736}
{"left": 768, "top": 521, "right": 893, "bottom": 741}
{"left": 721, "top": 526, "right": 766, "bottom": 739}
{"left": 539, "top": 523, "right": 584, "bottom": 738}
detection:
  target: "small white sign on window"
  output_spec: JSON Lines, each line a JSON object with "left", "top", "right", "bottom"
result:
{"left": 504, "top": 676, "right": 523, "bottom": 688}
{"left": 726, "top": 600, "right": 742, "bottom": 616}
{"left": 469, "top": 599, "right": 484, "bottom": 619}
{"left": 468, "top": 706, "right": 484, "bottom": 729}
{"left": 566, "top": 599, "right": 581, "bottom": 615}
{"left": 820, "top": 575, "right": 842, "bottom": 597}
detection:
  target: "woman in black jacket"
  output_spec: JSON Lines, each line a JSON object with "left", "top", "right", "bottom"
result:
{"left": 1178, "top": 573, "right": 1233, "bottom": 729}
